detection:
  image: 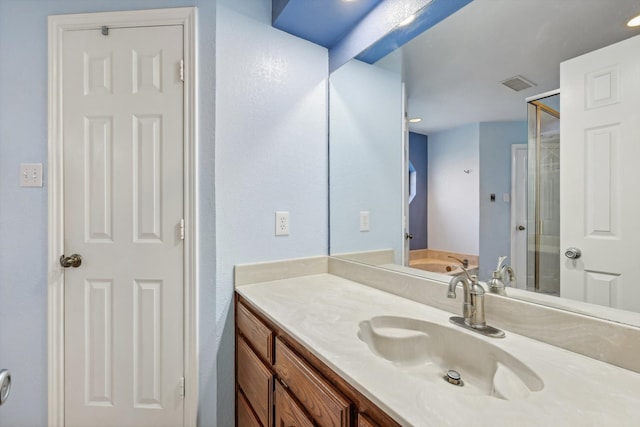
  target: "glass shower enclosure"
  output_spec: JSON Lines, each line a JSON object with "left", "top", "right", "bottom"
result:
{"left": 527, "top": 92, "right": 560, "bottom": 294}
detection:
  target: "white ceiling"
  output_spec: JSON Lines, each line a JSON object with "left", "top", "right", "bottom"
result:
{"left": 401, "top": 0, "right": 640, "bottom": 135}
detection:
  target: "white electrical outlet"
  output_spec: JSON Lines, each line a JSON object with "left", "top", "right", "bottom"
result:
{"left": 360, "top": 211, "right": 370, "bottom": 232}
{"left": 275, "top": 211, "right": 289, "bottom": 236}
{"left": 20, "top": 163, "right": 43, "bottom": 187}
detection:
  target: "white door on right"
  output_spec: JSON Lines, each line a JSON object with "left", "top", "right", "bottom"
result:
{"left": 560, "top": 34, "right": 640, "bottom": 312}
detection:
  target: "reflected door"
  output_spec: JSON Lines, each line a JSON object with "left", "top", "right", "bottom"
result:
{"left": 560, "top": 34, "right": 640, "bottom": 312}
{"left": 62, "top": 26, "right": 185, "bottom": 426}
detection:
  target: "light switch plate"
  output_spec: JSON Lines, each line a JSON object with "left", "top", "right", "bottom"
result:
{"left": 20, "top": 163, "right": 43, "bottom": 187}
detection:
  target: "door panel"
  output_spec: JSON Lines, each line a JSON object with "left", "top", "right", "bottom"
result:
{"left": 85, "top": 279, "right": 114, "bottom": 406}
{"left": 85, "top": 116, "right": 114, "bottom": 242}
{"left": 560, "top": 34, "right": 640, "bottom": 312}
{"left": 63, "top": 25, "right": 184, "bottom": 427}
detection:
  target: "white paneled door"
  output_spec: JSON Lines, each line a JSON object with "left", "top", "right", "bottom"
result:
{"left": 62, "top": 25, "right": 185, "bottom": 426}
{"left": 560, "top": 34, "right": 640, "bottom": 312}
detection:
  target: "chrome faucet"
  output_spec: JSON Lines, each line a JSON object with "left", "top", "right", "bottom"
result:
{"left": 487, "top": 256, "right": 516, "bottom": 296}
{"left": 447, "top": 256, "right": 505, "bottom": 338}
{"left": 447, "top": 258, "right": 486, "bottom": 329}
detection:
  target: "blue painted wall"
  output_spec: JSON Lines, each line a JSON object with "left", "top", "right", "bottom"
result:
{"left": 356, "top": 0, "right": 473, "bottom": 64}
{"left": 329, "top": 59, "right": 403, "bottom": 263}
{"left": 426, "top": 121, "right": 526, "bottom": 276}
{"left": 329, "top": 0, "right": 432, "bottom": 71}
{"left": 409, "top": 132, "right": 428, "bottom": 250}
{"left": 427, "top": 124, "right": 480, "bottom": 255}
{"left": 0, "top": 1, "right": 329, "bottom": 426}
{"left": 273, "top": 0, "right": 382, "bottom": 48}
{"left": 215, "top": 0, "right": 328, "bottom": 425}
{"left": 0, "top": 1, "right": 215, "bottom": 426}
{"left": 478, "top": 121, "right": 527, "bottom": 281}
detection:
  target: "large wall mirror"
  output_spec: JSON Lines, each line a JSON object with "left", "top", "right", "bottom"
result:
{"left": 329, "top": 0, "right": 640, "bottom": 325}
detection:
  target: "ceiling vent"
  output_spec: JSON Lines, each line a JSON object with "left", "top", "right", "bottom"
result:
{"left": 500, "top": 75, "right": 536, "bottom": 92}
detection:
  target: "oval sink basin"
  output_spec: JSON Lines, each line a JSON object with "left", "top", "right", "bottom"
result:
{"left": 358, "top": 316, "right": 544, "bottom": 400}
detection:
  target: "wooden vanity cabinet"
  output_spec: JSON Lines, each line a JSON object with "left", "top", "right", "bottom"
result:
{"left": 237, "top": 301, "right": 274, "bottom": 364}
{"left": 235, "top": 294, "right": 401, "bottom": 427}
{"left": 274, "top": 381, "right": 314, "bottom": 427}
{"left": 237, "top": 337, "right": 273, "bottom": 426}
{"left": 275, "top": 337, "right": 351, "bottom": 426}
{"left": 356, "top": 414, "right": 378, "bottom": 427}
{"left": 237, "top": 390, "right": 262, "bottom": 427}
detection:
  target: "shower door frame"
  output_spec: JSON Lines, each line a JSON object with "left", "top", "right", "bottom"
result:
{"left": 527, "top": 90, "right": 560, "bottom": 293}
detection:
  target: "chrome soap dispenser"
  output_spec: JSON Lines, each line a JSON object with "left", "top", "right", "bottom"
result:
{"left": 487, "top": 256, "right": 516, "bottom": 296}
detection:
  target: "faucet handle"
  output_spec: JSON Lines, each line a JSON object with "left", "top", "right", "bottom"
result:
{"left": 503, "top": 266, "right": 516, "bottom": 283}
{"left": 448, "top": 256, "right": 472, "bottom": 281}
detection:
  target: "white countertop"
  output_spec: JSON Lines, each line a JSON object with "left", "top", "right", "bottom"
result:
{"left": 236, "top": 273, "right": 640, "bottom": 427}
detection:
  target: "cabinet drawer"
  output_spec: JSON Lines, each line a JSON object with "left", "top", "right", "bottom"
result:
{"left": 275, "top": 338, "right": 351, "bottom": 427}
{"left": 237, "top": 390, "right": 262, "bottom": 427}
{"left": 237, "top": 337, "right": 273, "bottom": 427}
{"left": 357, "top": 413, "right": 377, "bottom": 427}
{"left": 238, "top": 301, "right": 274, "bottom": 364}
{"left": 275, "top": 381, "right": 314, "bottom": 427}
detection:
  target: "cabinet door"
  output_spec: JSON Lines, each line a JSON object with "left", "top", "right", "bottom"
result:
{"left": 237, "top": 301, "right": 274, "bottom": 364}
{"left": 237, "top": 337, "right": 273, "bottom": 427}
{"left": 275, "top": 381, "right": 314, "bottom": 427}
{"left": 237, "top": 390, "right": 262, "bottom": 427}
{"left": 357, "top": 413, "right": 377, "bottom": 427}
{"left": 275, "top": 338, "right": 351, "bottom": 427}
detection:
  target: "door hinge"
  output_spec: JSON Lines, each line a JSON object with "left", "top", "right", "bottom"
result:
{"left": 179, "top": 377, "right": 185, "bottom": 398}
{"left": 180, "top": 59, "right": 184, "bottom": 82}
{"left": 180, "top": 219, "right": 185, "bottom": 240}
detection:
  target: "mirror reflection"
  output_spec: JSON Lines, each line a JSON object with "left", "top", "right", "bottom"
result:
{"left": 329, "top": 0, "right": 640, "bottom": 320}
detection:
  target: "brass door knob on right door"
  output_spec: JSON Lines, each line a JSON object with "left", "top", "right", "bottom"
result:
{"left": 60, "top": 253, "right": 82, "bottom": 268}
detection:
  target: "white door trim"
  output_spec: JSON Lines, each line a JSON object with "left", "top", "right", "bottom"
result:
{"left": 510, "top": 143, "right": 527, "bottom": 289}
{"left": 47, "top": 8, "right": 198, "bottom": 427}
{"left": 401, "top": 83, "right": 409, "bottom": 265}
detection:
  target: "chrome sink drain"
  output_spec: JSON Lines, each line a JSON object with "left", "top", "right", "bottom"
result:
{"left": 444, "top": 369, "right": 464, "bottom": 386}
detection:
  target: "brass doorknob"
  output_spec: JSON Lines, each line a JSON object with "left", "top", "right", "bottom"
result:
{"left": 60, "top": 254, "right": 82, "bottom": 268}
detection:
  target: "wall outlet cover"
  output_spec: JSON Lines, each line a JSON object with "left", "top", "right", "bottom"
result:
{"left": 360, "top": 211, "right": 370, "bottom": 232}
{"left": 275, "top": 211, "right": 289, "bottom": 236}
